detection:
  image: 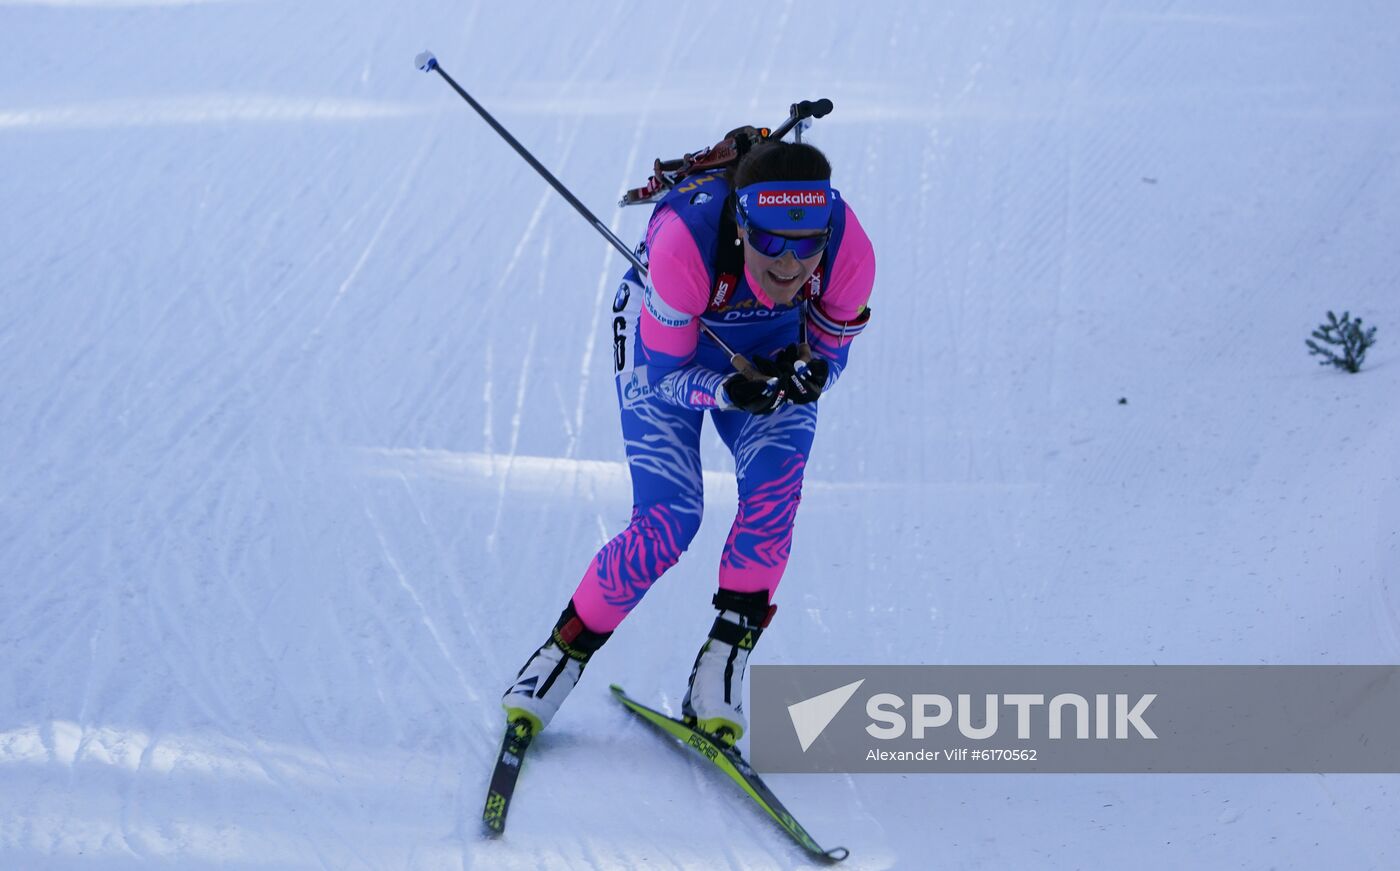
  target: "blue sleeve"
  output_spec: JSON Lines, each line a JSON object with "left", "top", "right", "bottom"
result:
{"left": 638, "top": 281, "right": 730, "bottom": 410}
{"left": 653, "top": 364, "right": 730, "bottom": 410}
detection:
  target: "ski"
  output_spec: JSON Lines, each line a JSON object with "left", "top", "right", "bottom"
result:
{"left": 609, "top": 684, "right": 849, "bottom": 862}
{"left": 482, "top": 717, "right": 535, "bottom": 835}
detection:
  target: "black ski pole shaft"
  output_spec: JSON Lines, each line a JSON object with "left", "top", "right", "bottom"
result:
{"left": 415, "top": 51, "right": 755, "bottom": 370}
{"left": 415, "top": 51, "right": 646, "bottom": 277}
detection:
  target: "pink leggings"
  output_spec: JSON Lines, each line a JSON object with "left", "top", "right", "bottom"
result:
{"left": 570, "top": 398, "right": 815, "bottom": 632}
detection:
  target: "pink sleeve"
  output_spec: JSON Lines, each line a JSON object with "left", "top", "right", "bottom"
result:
{"left": 639, "top": 206, "right": 710, "bottom": 359}
{"left": 823, "top": 203, "right": 876, "bottom": 320}
{"left": 805, "top": 202, "right": 875, "bottom": 353}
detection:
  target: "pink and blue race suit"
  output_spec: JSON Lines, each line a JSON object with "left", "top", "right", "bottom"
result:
{"left": 570, "top": 173, "right": 876, "bottom": 632}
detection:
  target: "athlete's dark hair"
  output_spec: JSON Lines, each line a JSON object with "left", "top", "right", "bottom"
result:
{"left": 731, "top": 140, "right": 832, "bottom": 189}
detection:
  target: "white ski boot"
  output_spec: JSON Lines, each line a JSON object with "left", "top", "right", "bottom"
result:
{"left": 502, "top": 602, "right": 612, "bottom": 733}
{"left": 682, "top": 589, "right": 776, "bottom": 746}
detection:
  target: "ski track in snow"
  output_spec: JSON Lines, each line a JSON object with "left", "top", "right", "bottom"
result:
{"left": 1, "top": 0, "right": 1398, "bottom": 868}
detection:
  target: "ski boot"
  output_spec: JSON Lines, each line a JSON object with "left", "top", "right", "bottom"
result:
{"left": 502, "top": 601, "right": 612, "bottom": 734}
{"left": 682, "top": 589, "right": 776, "bottom": 747}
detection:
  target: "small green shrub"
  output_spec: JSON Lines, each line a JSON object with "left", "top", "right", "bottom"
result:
{"left": 1306, "top": 310, "right": 1377, "bottom": 373}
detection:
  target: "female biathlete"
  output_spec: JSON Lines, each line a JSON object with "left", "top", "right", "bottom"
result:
{"left": 502, "top": 140, "right": 876, "bottom": 746}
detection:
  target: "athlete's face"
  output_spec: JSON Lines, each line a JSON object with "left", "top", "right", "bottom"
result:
{"left": 738, "top": 226, "right": 826, "bottom": 305}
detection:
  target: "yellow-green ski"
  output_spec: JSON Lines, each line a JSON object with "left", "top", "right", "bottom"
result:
{"left": 610, "top": 684, "right": 849, "bottom": 862}
{"left": 482, "top": 717, "right": 534, "bottom": 835}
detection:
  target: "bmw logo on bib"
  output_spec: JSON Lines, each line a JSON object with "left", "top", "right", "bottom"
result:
{"left": 612, "top": 281, "right": 631, "bottom": 313}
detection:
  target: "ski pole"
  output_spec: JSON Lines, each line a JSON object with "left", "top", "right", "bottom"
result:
{"left": 414, "top": 51, "right": 764, "bottom": 378}
{"left": 415, "top": 52, "right": 644, "bottom": 276}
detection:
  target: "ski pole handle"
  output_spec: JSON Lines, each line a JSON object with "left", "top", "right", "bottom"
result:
{"left": 730, "top": 352, "right": 766, "bottom": 381}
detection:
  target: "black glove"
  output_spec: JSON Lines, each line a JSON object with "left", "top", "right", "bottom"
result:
{"left": 773, "top": 344, "right": 829, "bottom": 405}
{"left": 722, "top": 365, "right": 785, "bottom": 415}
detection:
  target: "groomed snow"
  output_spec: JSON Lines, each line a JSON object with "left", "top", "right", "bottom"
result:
{"left": 2, "top": 2, "right": 1398, "bottom": 868}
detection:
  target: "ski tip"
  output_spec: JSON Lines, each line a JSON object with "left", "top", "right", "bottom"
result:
{"left": 823, "top": 845, "right": 850, "bottom": 862}
{"left": 482, "top": 790, "right": 508, "bottom": 837}
{"left": 415, "top": 50, "right": 438, "bottom": 73}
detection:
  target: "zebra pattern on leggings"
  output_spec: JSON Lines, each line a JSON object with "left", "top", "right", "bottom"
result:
{"left": 589, "top": 498, "right": 703, "bottom": 614}
{"left": 719, "top": 453, "right": 806, "bottom": 584}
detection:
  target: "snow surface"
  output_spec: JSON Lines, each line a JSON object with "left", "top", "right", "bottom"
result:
{"left": 3, "top": 1, "right": 1399, "bottom": 868}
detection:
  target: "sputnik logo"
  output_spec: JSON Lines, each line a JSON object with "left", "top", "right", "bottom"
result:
{"left": 787, "top": 679, "right": 865, "bottom": 752}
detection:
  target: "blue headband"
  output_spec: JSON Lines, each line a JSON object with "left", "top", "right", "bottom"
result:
{"left": 735, "top": 181, "right": 837, "bottom": 231}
